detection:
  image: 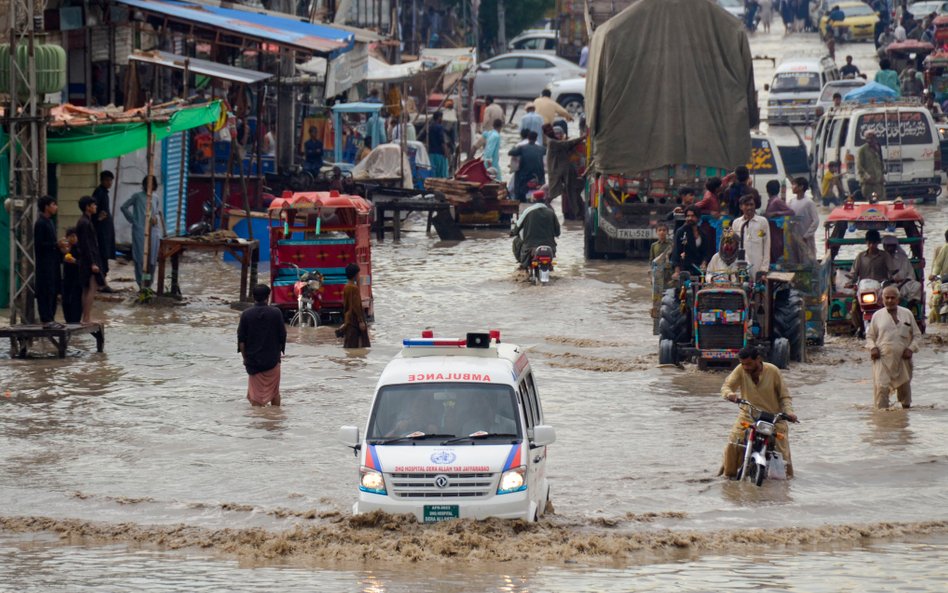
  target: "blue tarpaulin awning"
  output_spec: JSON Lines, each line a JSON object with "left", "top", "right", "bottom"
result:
{"left": 115, "top": 0, "right": 355, "bottom": 58}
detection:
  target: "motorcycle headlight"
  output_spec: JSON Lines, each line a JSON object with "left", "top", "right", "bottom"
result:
{"left": 497, "top": 467, "right": 526, "bottom": 494}
{"left": 360, "top": 468, "right": 386, "bottom": 494}
{"left": 755, "top": 421, "right": 775, "bottom": 436}
{"left": 861, "top": 293, "right": 877, "bottom": 304}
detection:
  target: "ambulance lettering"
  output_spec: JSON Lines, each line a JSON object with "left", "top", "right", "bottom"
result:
{"left": 394, "top": 465, "right": 492, "bottom": 472}
{"left": 407, "top": 372, "right": 492, "bottom": 382}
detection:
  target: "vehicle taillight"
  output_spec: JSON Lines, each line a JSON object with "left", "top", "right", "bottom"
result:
{"left": 845, "top": 151, "right": 855, "bottom": 173}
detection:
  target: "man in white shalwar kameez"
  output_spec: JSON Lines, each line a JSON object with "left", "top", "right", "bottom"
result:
{"left": 866, "top": 285, "right": 921, "bottom": 409}
{"left": 730, "top": 195, "right": 770, "bottom": 278}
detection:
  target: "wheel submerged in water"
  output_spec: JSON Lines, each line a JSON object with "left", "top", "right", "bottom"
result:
{"left": 769, "top": 337, "right": 790, "bottom": 369}
{"left": 659, "top": 339, "right": 678, "bottom": 365}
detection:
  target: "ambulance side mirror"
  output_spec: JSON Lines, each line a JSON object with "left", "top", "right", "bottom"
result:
{"left": 338, "top": 425, "right": 361, "bottom": 449}
{"left": 531, "top": 425, "right": 556, "bottom": 447}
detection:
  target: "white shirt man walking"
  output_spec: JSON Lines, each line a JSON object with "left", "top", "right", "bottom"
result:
{"left": 867, "top": 285, "right": 921, "bottom": 409}
{"left": 730, "top": 195, "right": 770, "bottom": 277}
{"left": 788, "top": 176, "right": 820, "bottom": 263}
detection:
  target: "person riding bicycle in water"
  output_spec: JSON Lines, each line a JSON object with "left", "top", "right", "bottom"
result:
{"left": 719, "top": 346, "right": 799, "bottom": 478}
{"left": 511, "top": 190, "right": 560, "bottom": 269}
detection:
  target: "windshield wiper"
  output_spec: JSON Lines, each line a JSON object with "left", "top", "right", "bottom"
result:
{"left": 441, "top": 433, "right": 518, "bottom": 445}
{"left": 371, "top": 433, "right": 455, "bottom": 445}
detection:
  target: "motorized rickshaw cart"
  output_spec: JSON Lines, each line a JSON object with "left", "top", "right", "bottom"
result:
{"left": 268, "top": 191, "right": 374, "bottom": 325}
{"left": 885, "top": 40, "right": 934, "bottom": 76}
{"left": 923, "top": 50, "right": 948, "bottom": 104}
{"left": 822, "top": 199, "right": 926, "bottom": 335}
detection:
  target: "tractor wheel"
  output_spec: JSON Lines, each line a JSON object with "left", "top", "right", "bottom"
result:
{"left": 659, "top": 289, "right": 689, "bottom": 343}
{"left": 659, "top": 339, "right": 678, "bottom": 365}
{"left": 769, "top": 337, "right": 791, "bottom": 369}
{"left": 773, "top": 288, "right": 804, "bottom": 362}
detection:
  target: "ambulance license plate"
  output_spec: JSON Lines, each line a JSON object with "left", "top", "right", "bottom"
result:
{"left": 423, "top": 505, "right": 459, "bottom": 523}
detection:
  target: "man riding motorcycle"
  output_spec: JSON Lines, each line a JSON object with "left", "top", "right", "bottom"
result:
{"left": 719, "top": 345, "right": 799, "bottom": 479}
{"left": 511, "top": 190, "right": 561, "bottom": 269}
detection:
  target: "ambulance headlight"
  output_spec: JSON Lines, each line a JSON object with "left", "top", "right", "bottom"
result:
{"left": 359, "top": 468, "right": 386, "bottom": 494}
{"left": 497, "top": 467, "right": 526, "bottom": 494}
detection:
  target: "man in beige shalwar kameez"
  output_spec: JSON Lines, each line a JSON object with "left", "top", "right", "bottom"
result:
{"left": 719, "top": 346, "right": 798, "bottom": 478}
{"left": 867, "top": 285, "right": 920, "bottom": 409}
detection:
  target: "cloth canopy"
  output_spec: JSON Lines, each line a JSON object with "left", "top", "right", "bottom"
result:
{"left": 350, "top": 143, "right": 413, "bottom": 189}
{"left": 46, "top": 101, "right": 222, "bottom": 164}
{"left": 843, "top": 81, "right": 899, "bottom": 103}
{"left": 585, "top": 0, "right": 758, "bottom": 174}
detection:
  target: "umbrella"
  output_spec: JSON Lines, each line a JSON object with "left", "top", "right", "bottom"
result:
{"left": 843, "top": 81, "right": 899, "bottom": 103}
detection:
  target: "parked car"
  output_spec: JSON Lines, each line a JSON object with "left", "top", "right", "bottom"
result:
{"left": 544, "top": 77, "right": 585, "bottom": 116}
{"left": 815, "top": 79, "right": 868, "bottom": 117}
{"left": 473, "top": 52, "right": 585, "bottom": 100}
{"left": 907, "top": 1, "right": 948, "bottom": 17}
{"left": 507, "top": 29, "right": 557, "bottom": 54}
{"left": 819, "top": 1, "right": 880, "bottom": 41}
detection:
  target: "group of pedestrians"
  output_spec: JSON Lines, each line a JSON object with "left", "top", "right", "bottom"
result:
{"left": 32, "top": 170, "right": 167, "bottom": 327}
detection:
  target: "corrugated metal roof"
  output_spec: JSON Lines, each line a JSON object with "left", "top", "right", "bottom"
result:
{"left": 116, "top": 0, "right": 354, "bottom": 58}
{"left": 129, "top": 50, "right": 273, "bottom": 84}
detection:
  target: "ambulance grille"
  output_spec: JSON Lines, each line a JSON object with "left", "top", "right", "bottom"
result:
{"left": 388, "top": 472, "right": 496, "bottom": 498}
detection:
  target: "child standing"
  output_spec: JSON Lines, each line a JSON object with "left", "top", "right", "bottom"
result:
{"left": 60, "top": 227, "right": 82, "bottom": 323}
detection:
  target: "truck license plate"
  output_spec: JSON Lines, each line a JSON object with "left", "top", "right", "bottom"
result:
{"left": 614, "top": 228, "right": 656, "bottom": 240}
{"left": 423, "top": 505, "right": 459, "bottom": 523}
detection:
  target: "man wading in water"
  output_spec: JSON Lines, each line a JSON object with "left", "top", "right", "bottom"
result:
{"left": 238, "top": 284, "right": 286, "bottom": 406}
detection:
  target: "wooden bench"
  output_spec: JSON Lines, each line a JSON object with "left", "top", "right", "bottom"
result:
{"left": 0, "top": 323, "right": 105, "bottom": 358}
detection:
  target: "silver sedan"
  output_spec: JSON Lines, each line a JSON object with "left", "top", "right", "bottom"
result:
{"left": 473, "top": 51, "right": 585, "bottom": 100}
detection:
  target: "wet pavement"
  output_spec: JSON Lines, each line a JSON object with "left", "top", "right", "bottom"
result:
{"left": 2, "top": 27, "right": 948, "bottom": 592}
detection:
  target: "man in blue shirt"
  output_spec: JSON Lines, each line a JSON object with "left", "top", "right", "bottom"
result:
{"left": 519, "top": 103, "right": 545, "bottom": 146}
{"left": 303, "top": 126, "right": 324, "bottom": 174}
{"left": 427, "top": 111, "right": 449, "bottom": 178}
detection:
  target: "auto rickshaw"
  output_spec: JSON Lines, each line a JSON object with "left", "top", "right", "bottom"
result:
{"left": 924, "top": 50, "right": 948, "bottom": 104}
{"left": 822, "top": 198, "right": 926, "bottom": 335}
{"left": 268, "top": 191, "right": 374, "bottom": 325}
{"left": 885, "top": 40, "right": 934, "bottom": 75}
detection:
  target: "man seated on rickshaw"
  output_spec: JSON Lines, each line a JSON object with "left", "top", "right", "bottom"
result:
{"left": 882, "top": 235, "right": 923, "bottom": 307}
{"left": 705, "top": 230, "right": 742, "bottom": 283}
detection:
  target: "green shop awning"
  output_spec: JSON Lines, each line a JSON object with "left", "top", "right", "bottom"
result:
{"left": 46, "top": 101, "right": 222, "bottom": 164}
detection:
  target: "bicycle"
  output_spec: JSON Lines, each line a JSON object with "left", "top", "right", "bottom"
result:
{"left": 287, "top": 263, "right": 323, "bottom": 328}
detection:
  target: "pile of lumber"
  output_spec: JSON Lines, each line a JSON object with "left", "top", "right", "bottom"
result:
{"left": 424, "top": 178, "right": 510, "bottom": 204}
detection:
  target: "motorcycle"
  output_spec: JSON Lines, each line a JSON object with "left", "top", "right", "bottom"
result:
{"left": 288, "top": 263, "right": 323, "bottom": 327}
{"left": 187, "top": 199, "right": 217, "bottom": 237}
{"left": 732, "top": 399, "right": 796, "bottom": 486}
{"left": 529, "top": 245, "right": 555, "bottom": 285}
{"left": 855, "top": 277, "right": 883, "bottom": 335}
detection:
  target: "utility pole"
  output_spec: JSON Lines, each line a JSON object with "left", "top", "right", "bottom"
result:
{"left": 5, "top": 0, "right": 46, "bottom": 324}
{"left": 497, "top": 0, "right": 506, "bottom": 53}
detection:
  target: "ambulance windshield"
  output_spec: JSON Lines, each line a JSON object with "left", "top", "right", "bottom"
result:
{"left": 367, "top": 383, "right": 521, "bottom": 442}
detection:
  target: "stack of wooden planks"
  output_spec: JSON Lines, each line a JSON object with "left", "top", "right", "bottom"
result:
{"left": 424, "top": 178, "right": 510, "bottom": 205}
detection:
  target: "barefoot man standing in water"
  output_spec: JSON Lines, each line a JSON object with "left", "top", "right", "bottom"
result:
{"left": 238, "top": 284, "right": 286, "bottom": 406}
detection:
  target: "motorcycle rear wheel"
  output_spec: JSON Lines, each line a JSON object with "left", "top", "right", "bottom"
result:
{"left": 289, "top": 310, "right": 319, "bottom": 328}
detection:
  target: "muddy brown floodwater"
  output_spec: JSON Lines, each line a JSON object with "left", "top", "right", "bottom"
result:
{"left": 2, "top": 29, "right": 948, "bottom": 592}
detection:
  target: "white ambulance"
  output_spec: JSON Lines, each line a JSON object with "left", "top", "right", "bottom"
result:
{"left": 338, "top": 330, "right": 555, "bottom": 523}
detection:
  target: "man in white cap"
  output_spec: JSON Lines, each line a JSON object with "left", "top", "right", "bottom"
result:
{"left": 519, "top": 102, "right": 545, "bottom": 146}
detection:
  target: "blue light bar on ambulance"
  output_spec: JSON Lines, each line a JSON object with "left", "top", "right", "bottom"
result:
{"left": 403, "top": 338, "right": 467, "bottom": 347}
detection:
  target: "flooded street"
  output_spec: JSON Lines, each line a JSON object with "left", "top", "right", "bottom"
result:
{"left": 3, "top": 27, "right": 948, "bottom": 591}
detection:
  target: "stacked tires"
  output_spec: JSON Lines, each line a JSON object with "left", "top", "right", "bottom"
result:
{"left": 772, "top": 288, "right": 804, "bottom": 366}
{"left": 658, "top": 288, "right": 688, "bottom": 364}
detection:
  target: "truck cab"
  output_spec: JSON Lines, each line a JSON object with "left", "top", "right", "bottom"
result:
{"left": 338, "top": 330, "right": 555, "bottom": 523}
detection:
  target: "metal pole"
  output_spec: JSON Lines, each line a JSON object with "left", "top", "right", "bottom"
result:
{"left": 143, "top": 116, "right": 156, "bottom": 290}
{"left": 174, "top": 60, "right": 189, "bottom": 236}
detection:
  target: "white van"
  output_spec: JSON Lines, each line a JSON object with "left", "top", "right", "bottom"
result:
{"left": 810, "top": 102, "right": 942, "bottom": 203}
{"left": 767, "top": 57, "right": 839, "bottom": 124}
{"left": 338, "top": 330, "right": 555, "bottom": 523}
